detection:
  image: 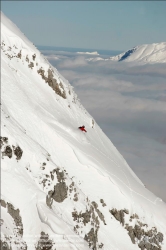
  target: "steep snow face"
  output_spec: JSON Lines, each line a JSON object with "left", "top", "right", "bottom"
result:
{"left": 109, "top": 43, "right": 166, "bottom": 63}
{"left": 1, "top": 12, "right": 166, "bottom": 250}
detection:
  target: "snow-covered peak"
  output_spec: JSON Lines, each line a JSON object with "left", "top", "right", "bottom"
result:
{"left": 1, "top": 12, "right": 166, "bottom": 250}
{"left": 110, "top": 42, "right": 166, "bottom": 63}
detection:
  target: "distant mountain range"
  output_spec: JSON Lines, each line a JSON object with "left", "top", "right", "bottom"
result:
{"left": 88, "top": 42, "right": 166, "bottom": 64}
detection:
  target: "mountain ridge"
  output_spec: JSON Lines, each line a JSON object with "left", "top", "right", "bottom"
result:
{"left": 109, "top": 42, "right": 166, "bottom": 63}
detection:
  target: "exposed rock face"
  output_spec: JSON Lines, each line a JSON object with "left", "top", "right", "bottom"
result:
{"left": 35, "top": 232, "right": 53, "bottom": 250}
{"left": 1, "top": 199, "right": 26, "bottom": 248}
{"left": 110, "top": 208, "right": 164, "bottom": 250}
{"left": 54, "top": 168, "right": 65, "bottom": 182}
{"left": 0, "top": 240, "right": 11, "bottom": 250}
{"left": 126, "top": 221, "right": 163, "bottom": 249}
{"left": 109, "top": 208, "right": 125, "bottom": 226}
{"left": 0, "top": 136, "right": 8, "bottom": 149}
{"left": 7, "top": 202, "right": 23, "bottom": 236}
{"left": 46, "top": 168, "right": 68, "bottom": 203}
{"left": 72, "top": 200, "right": 106, "bottom": 249}
{"left": 92, "top": 201, "right": 106, "bottom": 225}
{"left": 2, "top": 145, "right": 12, "bottom": 158}
{"left": 17, "top": 50, "right": 22, "bottom": 59}
{"left": 32, "top": 54, "right": 36, "bottom": 61}
{"left": 26, "top": 55, "right": 29, "bottom": 62}
{"left": 37, "top": 67, "right": 66, "bottom": 99}
{"left": 13, "top": 146, "right": 23, "bottom": 160}
{"left": 51, "top": 182, "right": 68, "bottom": 203}
{"left": 0, "top": 199, "right": 7, "bottom": 208}
{"left": 28, "top": 62, "right": 34, "bottom": 69}
{"left": 84, "top": 228, "right": 98, "bottom": 250}
{"left": 72, "top": 209, "right": 91, "bottom": 226}
{"left": 1, "top": 137, "right": 23, "bottom": 161}
{"left": 100, "top": 199, "right": 106, "bottom": 207}
{"left": 46, "top": 193, "right": 53, "bottom": 209}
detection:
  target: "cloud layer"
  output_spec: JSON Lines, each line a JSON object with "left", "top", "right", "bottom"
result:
{"left": 45, "top": 50, "right": 166, "bottom": 202}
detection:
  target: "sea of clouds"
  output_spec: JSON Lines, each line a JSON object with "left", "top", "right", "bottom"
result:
{"left": 40, "top": 48, "right": 166, "bottom": 202}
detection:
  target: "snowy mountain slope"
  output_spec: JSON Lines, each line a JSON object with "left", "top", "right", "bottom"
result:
{"left": 1, "top": 12, "right": 166, "bottom": 250}
{"left": 109, "top": 43, "right": 166, "bottom": 63}
{"left": 88, "top": 43, "right": 166, "bottom": 64}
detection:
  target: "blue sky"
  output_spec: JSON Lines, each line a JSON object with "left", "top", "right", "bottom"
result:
{"left": 2, "top": 1, "right": 166, "bottom": 50}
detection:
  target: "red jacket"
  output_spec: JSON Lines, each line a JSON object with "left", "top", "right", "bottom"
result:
{"left": 79, "top": 126, "right": 87, "bottom": 132}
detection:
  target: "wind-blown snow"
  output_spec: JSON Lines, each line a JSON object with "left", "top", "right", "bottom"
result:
{"left": 1, "top": 12, "right": 166, "bottom": 250}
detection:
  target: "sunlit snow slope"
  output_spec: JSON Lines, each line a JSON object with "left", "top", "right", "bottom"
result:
{"left": 109, "top": 42, "right": 166, "bottom": 63}
{"left": 1, "top": 12, "right": 166, "bottom": 250}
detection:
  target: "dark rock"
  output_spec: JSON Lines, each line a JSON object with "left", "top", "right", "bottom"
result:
{"left": 2, "top": 146, "right": 12, "bottom": 158}
{"left": 0, "top": 137, "right": 8, "bottom": 149}
{"left": 26, "top": 55, "right": 29, "bottom": 63}
{"left": 17, "top": 50, "right": 22, "bottom": 59}
{"left": 37, "top": 67, "right": 66, "bottom": 99}
{"left": 28, "top": 62, "right": 34, "bottom": 69}
{"left": 0, "top": 199, "right": 6, "bottom": 208}
{"left": 13, "top": 146, "right": 23, "bottom": 160}
{"left": 46, "top": 194, "right": 53, "bottom": 209}
{"left": 156, "top": 232, "right": 163, "bottom": 243}
{"left": 51, "top": 182, "right": 68, "bottom": 203}
{"left": 0, "top": 240, "right": 11, "bottom": 250}
{"left": 123, "top": 209, "right": 129, "bottom": 214}
{"left": 110, "top": 208, "right": 125, "bottom": 226}
{"left": 37, "top": 67, "right": 46, "bottom": 80}
{"left": 73, "top": 193, "right": 78, "bottom": 202}
{"left": 81, "top": 210, "right": 91, "bottom": 225}
{"left": 55, "top": 168, "right": 65, "bottom": 182}
{"left": 84, "top": 228, "right": 98, "bottom": 250}
{"left": 92, "top": 201, "right": 106, "bottom": 225}
{"left": 99, "top": 243, "right": 104, "bottom": 248}
{"left": 127, "top": 226, "right": 136, "bottom": 244}
{"left": 134, "top": 224, "right": 144, "bottom": 240}
{"left": 32, "top": 54, "right": 36, "bottom": 61}
{"left": 72, "top": 210, "right": 79, "bottom": 222}
{"left": 7, "top": 203, "right": 23, "bottom": 236}
{"left": 138, "top": 240, "right": 145, "bottom": 250}
{"left": 35, "top": 231, "right": 53, "bottom": 250}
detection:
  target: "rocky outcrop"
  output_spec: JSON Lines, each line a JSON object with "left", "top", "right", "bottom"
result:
{"left": 0, "top": 199, "right": 7, "bottom": 208}
{"left": 84, "top": 228, "right": 98, "bottom": 250}
{"left": 109, "top": 208, "right": 129, "bottom": 226}
{"left": 0, "top": 240, "right": 11, "bottom": 250}
{"left": 2, "top": 145, "right": 12, "bottom": 158}
{"left": 0, "top": 199, "right": 27, "bottom": 249}
{"left": 13, "top": 146, "right": 23, "bottom": 160}
{"left": 37, "top": 67, "right": 66, "bottom": 99}
{"left": 72, "top": 200, "right": 106, "bottom": 249}
{"left": 28, "top": 62, "right": 34, "bottom": 69}
{"left": 92, "top": 201, "right": 106, "bottom": 225}
{"left": 110, "top": 208, "right": 163, "bottom": 250}
{"left": 7, "top": 202, "right": 23, "bottom": 236}
{"left": 0, "top": 136, "right": 8, "bottom": 149}
{"left": 1, "top": 136, "right": 23, "bottom": 161}
{"left": 46, "top": 168, "right": 68, "bottom": 204}
{"left": 35, "top": 232, "right": 53, "bottom": 250}
{"left": 51, "top": 182, "right": 68, "bottom": 203}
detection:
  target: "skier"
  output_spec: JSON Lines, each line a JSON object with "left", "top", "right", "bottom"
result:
{"left": 78, "top": 125, "right": 87, "bottom": 132}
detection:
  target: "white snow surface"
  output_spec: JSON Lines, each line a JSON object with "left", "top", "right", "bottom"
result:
{"left": 1, "top": 12, "right": 166, "bottom": 250}
{"left": 109, "top": 43, "right": 166, "bottom": 63}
